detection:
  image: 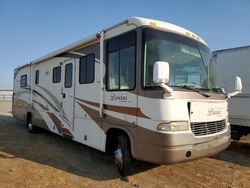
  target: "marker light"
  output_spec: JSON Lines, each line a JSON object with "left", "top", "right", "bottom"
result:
{"left": 157, "top": 121, "right": 189, "bottom": 131}
{"left": 150, "top": 22, "right": 157, "bottom": 27}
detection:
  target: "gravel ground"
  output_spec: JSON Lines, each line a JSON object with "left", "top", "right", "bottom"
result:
{"left": 0, "top": 100, "right": 249, "bottom": 188}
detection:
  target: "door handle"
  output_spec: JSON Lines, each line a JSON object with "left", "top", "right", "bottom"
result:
{"left": 62, "top": 93, "right": 66, "bottom": 98}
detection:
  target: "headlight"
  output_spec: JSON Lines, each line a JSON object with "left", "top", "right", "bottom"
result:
{"left": 156, "top": 121, "right": 189, "bottom": 131}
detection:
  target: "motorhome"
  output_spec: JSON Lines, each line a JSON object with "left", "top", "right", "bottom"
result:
{"left": 213, "top": 46, "right": 250, "bottom": 140}
{"left": 13, "top": 17, "right": 242, "bottom": 176}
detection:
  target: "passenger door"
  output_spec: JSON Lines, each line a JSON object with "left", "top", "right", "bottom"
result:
{"left": 61, "top": 59, "right": 75, "bottom": 129}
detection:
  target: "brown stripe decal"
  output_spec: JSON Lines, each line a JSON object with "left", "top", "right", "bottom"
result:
{"left": 75, "top": 97, "right": 150, "bottom": 119}
{"left": 47, "top": 112, "right": 73, "bottom": 138}
{"left": 75, "top": 97, "right": 99, "bottom": 108}
{"left": 32, "top": 89, "right": 71, "bottom": 125}
{"left": 21, "top": 88, "right": 71, "bottom": 126}
{"left": 33, "top": 90, "right": 60, "bottom": 112}
{"left": 76, "top": 101, "right": 101, "bottom": 123}
{"left": 103, "top": 104, "right": 150, "bottom": 119}
{"left": 76, "top": 101, "right": 137, "bottom": 128}
{"left": 21, "top": 87, "right": 60, "bottom": 113}
{"left": 33, "top": 100, "right": 71, "bottom": 128}
{"left": 33, "top": 100, "right": 48, "bottom": 111}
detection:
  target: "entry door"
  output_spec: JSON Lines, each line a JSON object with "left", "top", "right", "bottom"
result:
{"left": 61, "top": 59, "right": 75, "bottom": 129}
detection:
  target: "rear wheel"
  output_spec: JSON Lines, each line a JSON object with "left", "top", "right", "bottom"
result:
{"left": 114, "top": 135, "right": 132, "bottom": 177}
{"left": 27, "top": 115, "right": 38, "bottom": 133}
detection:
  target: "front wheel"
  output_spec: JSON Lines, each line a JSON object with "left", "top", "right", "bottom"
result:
{"left": 114, "top": 135, "right": 132, "bottom": 177}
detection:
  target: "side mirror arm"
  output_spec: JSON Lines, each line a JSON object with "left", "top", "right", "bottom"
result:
{"left": 227, "top": 91, "right": 241, "bottom": 98}
{"left": 160, "top": 83, "right": 173, "bottom": 94}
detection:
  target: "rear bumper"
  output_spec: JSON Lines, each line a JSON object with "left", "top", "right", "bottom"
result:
{"left": 136, "top": 128, "right": 231, "bottom": 164}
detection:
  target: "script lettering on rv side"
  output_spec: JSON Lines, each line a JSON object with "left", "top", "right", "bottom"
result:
{"left": 110, "top": 93, "right": 130, "bottom": 102}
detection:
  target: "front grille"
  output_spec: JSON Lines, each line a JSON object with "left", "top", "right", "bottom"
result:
{"left": 191, "top": 120, "right": 226, "bottom": 136}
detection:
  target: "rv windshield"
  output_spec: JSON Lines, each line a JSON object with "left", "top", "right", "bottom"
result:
{"left": 142, "top": 29, "right": 221, "bottom": 91}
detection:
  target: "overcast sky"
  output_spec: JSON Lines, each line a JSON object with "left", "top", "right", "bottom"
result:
{"left": 0, "top": 0, "right": 250, "bottom": 89}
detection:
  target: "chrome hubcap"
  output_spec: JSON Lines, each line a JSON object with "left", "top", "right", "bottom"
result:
{"left": 28, "top": 122, "right": 32, "bottom": 130}
{"left": 114, "top": 145, "right": 123, "bottom": 170}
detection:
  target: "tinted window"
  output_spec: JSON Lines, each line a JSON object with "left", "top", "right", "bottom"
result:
{"left": 65, "top": 63, "right": 72, "bottom": 88}
{"left": 107, "top": 31, "right": 136, "bottom": 90}
{"left": 79, "top": 54, "right": 95, "bottom": 84}
{"left": 107, "top": 51, "right": 119, "bottom": 90}
{"left": 35, "top": 70, "right": 39, "bottom": 84}
{"left": 20, "top": 75, "right": 27, "bottom": 88}
{"left": 53, "top": 66, "right": 61, "bottom": 83}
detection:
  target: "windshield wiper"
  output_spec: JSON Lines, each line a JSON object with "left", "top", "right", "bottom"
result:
{"left": 211, "top": 88, "right": 222, "bottom": 92}
{"left": 178, "top": 85, "right": 211, "bottom": 97}
{"left": 211, "top": 88, "right": 227, "bottom": 98}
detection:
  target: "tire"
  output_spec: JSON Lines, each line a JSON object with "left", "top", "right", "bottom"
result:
{"left": 27, "top": 115, "right": 38, "bottom": 133}
{"left": 231, "top": 129, "right": 241, "bottom": 140}
{"left": 114, "top": 135, "right": 132, "bottom": 177}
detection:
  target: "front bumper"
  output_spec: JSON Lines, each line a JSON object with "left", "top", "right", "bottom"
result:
{"left": 136, "top": 127, "right": 231, "bottom": 164}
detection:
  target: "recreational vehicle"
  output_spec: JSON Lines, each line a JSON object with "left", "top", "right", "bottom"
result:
{"left": 214, "top": 46, "right": 250, "bottom": 140}
{"left": 12, "top": 17, "right": 242, "bottom": 176}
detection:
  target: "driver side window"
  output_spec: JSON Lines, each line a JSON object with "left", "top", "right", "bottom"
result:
{"left": 106, "top": 31, "right": 136, "bottom": 91}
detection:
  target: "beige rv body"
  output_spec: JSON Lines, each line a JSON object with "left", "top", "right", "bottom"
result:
{"left": 13, "top": 17, "right": 230, "bottom": 164}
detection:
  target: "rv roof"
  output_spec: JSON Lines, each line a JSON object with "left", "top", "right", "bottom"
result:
{"left": 128, "top": 17, "right": 207, "bottom": 45}
{"left": 29, "top": 17, "right": 207, "bottom": 65}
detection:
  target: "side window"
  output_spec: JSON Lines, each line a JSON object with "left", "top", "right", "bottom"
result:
{"left": 20, "top": 75, "right": 27, "bottom": 88}
{"left": 79, "top": 54, "right": 95, "bottom": 84}
{"left": 65, "top": 63, "right": 72, "bottom": 88}
{"left": 107, "top": 31, "right": 136, "bottom": 90}
{"left": 53, "top": 66, "right": 61, "bottom": 83}
{"left": 35, "top": 70, "right": 39, "bottom": 84}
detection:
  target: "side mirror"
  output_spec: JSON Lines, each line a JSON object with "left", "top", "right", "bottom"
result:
{"left": 228, "top": 76, "right": 242, "bottom": 98}
{"left": 153, "top": 61, "right": 169, "bottom": 84}
{"left": 153, "top": 61, "right": 173, "bottom": 94}
{"left": 235, "top": 76, "right": 242, "bottom": 92}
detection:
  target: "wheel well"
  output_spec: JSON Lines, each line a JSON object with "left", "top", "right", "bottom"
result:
{"left": 26, "top": 112, "right": 32, "bottom": 123}
{"left": 106, "top": 128, "right": 131, "bottom": 154}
